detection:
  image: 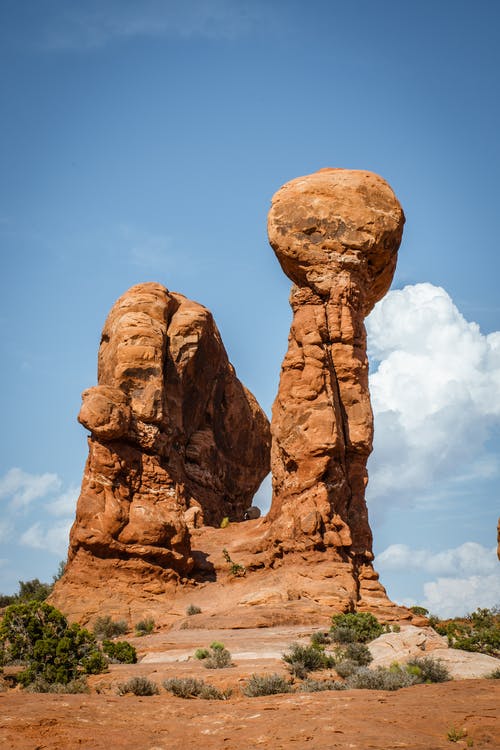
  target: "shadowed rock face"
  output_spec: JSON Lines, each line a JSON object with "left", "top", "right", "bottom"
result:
{"left": 266, "top": 169, "right": 405, "bottom": 570}
{"left": 67, "top": 283, "right": 271, "bottom": 577}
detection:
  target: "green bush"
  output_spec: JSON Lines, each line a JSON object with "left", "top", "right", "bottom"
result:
{"left": 186, "top": 604, "right": 202, "bottom": 616}
{"left": 134, "top": 618, "right": 155, "bottom": 636}
{"left": 102, "top": 640, "right": 137, "bottom": 664}
{"left": 331, "top": 612, "right": 383, "bottom": 643}
{"left": 163, "top": 677, "right": 231, "bottom": 700}
{"left": 201, "top": 642, "right": 232, "bottom": 669}
{"left": 242, "top": 673, "right": 294, "bottom": 697}
{"left": 334, "top": 658, "right": 360, "bottom": 679}
{"left": 117, "top": 676, "right": 159, "bottom": 696}
{"left": 0, "top": 600, "right": 106, "bottom": 686}
{"left": 299, "top": 678, "right": 346, "bottom": 692}
{"left": 410, "top": 606, "right": 429, "bottom": 617}
{"left": 93, "top": 616, "right": 128, "bottom": 641}
{"left": 282, "top": 643, "right": 335, "bottom": 679}
{"left": 341, "top": 642, "right": 373, "bottom": 666}
{"left": 407, "top": 656, "right": 451, "bottom": 683}
{"left": 346, "top": 665, "right": 418, "bottom": 691}
{"left": 310, "top": 631, "right": 331, "bottom": 646}
{"left": 433, "top": 607, "right": 500, "bottom": 657}
{"left": 194, "top": 648, "right": 210, "bottom": 660}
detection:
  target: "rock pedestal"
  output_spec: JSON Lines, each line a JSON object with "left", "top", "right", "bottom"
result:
{"left": 265, "top": 168, "right": 405, "bottom": 607}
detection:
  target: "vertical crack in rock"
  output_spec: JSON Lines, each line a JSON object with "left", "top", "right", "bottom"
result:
{"left": 266, "top": 168, "right": 405, "bottom": 607}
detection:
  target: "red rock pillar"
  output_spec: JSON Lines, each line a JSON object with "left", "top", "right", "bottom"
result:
{"left": 267, "top": 168, "right": 405, "bottom": 566}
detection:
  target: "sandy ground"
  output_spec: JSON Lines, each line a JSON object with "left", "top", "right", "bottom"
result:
{"left": 1, "top": 625, "right": 499, "bottom": 749}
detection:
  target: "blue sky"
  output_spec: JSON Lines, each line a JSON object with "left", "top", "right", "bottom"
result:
{"left": 1, "top": 0, "right": 499, "bottom": 616}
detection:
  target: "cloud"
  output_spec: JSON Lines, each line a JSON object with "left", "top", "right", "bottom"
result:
{"left": 45, "top": 486, "right": 79, "bottom": 517}
{"left": 41, "top": 0, "right": 272, "bottom": 50}
{"left": 366, "top": 283, "right": 500, "bottom": 510}
{"left": 377, "top": 542, "right": 498, "bottom": 577}
{"left": 20, "top": 520, "right": 72, "bottom": 557}
{"left": 0, "top": 467, "right": 62, "bottom": 510}
{"left": 421, "top": 574, "right": 500, "bottom": 618}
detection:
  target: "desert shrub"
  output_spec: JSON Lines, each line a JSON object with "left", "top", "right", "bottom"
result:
{"left": 310, "top": 631, "right": 331, "bottom": 646}
{"left": 346, "top": 665, "right": 418, "bottom": 691}
{"left": 334, "top": 659, "right": 360, "bottom": 679}
{"left": 202, "top": 642, "right": 232, "bottom": 669}
{"left": 410, "top": 606, "right": 429, "bottom": 617}
{"left": 0, "top": 600, "right": 106, "bottom": 686}
{"left": 407, "top": 656, "right": 451, "bottom": 683}
{"left": 331, "top": 612, "right": 383, "bottom": 643}
{"left": 341, "top": 642, "right": 373, "bottom": 666}
{"left": 330, "top": 625, "right": 357, "bottom": 643}
{"left": 242, "top": 673, "right": 294, "bottom": 697}
{"left": 117, "top": 676, "right": 159, "bottom": 696}
{"left": 300, "top": 678, "right": 346, "bottom": 692}
{"left": 134, "top": 617, "right": 155, "bottom": 636}
{"left": 93, "top": 616, "right": 128, "bottom": 640}
{"left": 447, "top": 726, "right": 467, "bottom": 742}
{"left": 0, "top": 594, "right": 17, "bottom": 608}
{"left": 194, "top": 648, "right": 210, "bottom": 660}
{"left": 434, "top": 608, "right": 500, "bottom": 657}
{"left": 52, "top": 560, "right": 67, "bottom": 583}
{"left": 17, "top": 579, "right": 53, "bottom": 603}
{"left": 222, "top": 548, "right": 246, "bottom": 577}
{"left": 282, "top": 643, "right": 335, "bottom": 678}
{"left": 24, "top": 676, "right": 89, "bottom": 694}
{"left": 186, "top": 604, "right": 202, "bottom": 616}
{"left": 102, "top": 640, "right": 137, "bottom": 664}
{"left": 163, "top": 677, "right": 230, "bottom": 700}
{"left": 487, "top": 667, "right": 500, "bottom": 679}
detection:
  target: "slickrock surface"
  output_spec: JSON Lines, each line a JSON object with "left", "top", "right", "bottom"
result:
{"left": 2, "top": 626, "right": 499, "bottom": 750}
{"left": 265, "top": 168, "right": 405, "bottom": 611}
{"left": 51, "top": 283, "right": 270, "bottom": 619}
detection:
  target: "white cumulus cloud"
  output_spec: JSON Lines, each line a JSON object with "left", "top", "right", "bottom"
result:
{"left": 366, "top": 283, "right": 500, "bottom": 508}
{"left": 0, "top": 467, "right": 62, "bottom": 510}
{"left": 45, "top": 486, "right": 79, "bottom": 517}
{"left": 421, "top": 574, "right": 500, "bottom": 618}
{"left": 20, "top": 520, "right": 72, "bottom": 557}
{"left": 377, "top": 542, "right": 498, "bottom": 577}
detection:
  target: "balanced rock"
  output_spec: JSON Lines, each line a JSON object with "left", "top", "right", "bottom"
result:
{"left": 52, "top": 283, "right": 270, "bottom": 616}
{"left": 265, "top": 168, "right": 405, "bottom": 606}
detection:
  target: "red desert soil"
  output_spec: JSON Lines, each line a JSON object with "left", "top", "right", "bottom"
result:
{"left": 1, "top": 680, "right": 499, "bottom": 750}
{"left": 2, "top": 624, "right": 499, "bottom": 750}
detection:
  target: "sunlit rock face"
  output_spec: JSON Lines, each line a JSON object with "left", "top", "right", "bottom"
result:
{"left": 60, "top": 283, "right": 271, "bottom": 587}
{"left": 266, "top": 168, "right": 405, "bottom": 606}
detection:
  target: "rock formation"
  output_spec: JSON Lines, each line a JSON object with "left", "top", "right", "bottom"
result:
{"left": 53, "top": 170, "right": 415, "bottom": 627}
{"left": 265, "top": 168, "right": 405, "bottom": 605}
{"left": 51, "top": 282, "right": 270, "bottom": 614}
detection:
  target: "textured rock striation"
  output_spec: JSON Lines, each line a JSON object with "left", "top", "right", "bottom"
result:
{"left": 52, "top": 283, "right": 270, "bottom": 614}
{"left": 265, "top": 168, "right": 405, "bottom": 605}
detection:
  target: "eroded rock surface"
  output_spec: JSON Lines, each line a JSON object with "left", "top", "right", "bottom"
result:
{"left": 265, "top": 168, "right": 405, "bottom": 608}
{"left": 52, "top": 283, "right": 270, "bottom": 613}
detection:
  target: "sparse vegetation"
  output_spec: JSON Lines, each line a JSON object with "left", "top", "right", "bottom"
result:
{"left": 117, "top": 676, "right": 159, "bottom": 696}
{"left": 282, "top": 642, "right": 335, "bottom": 679}
{"left": 222, "top": 548, "right": 246, "bottom": 577}
{"left": 339, "top": 642, "right": 373, "bottom": 666}
{"left": 93, "top": 616, "right": 128, "bottom": 641}
{"left": 300, "top": 678, "right": 346, "bottom": 692}
{"left": 134, "top": 617, "right": 155, "bottom": 636}
{"left": 0, "top": 600, "right": 107, "bottom": 686}
{"left": 102, "top": 640, "right": 137, "bottom": 664}
{"left": 163, "top": 677, "right": 231, "bottom": 700}
{"left": 242, "top": 673, "right": 294, "bottom": 697}
{"left": 432, "top": 607, "right": 500, "bottom": 657}
{"left": 346, "top": 665, "right": 418, "bottom": 691}
{"left": 486, "top": 667, "right": 500, "bottom": 679}
{"left": 186, "top": 604, "right": 202, "bottom": 616}
{"left": 331, "top": 612, "right": 383, "bottom": 643}
{"left": 310, "top": 630, "right": 331, "bottom": 647}
{"left": 24, "top": 676, "right": 90, "bottom": 694}
{"left": 194, "top": 641, "right": 232, "bottom": 669}
{"left": 410, "top": 605, "right": 429, "bottom": 617}
{"left": 447, "top": 726, "right": 467, "bottom": 743}
{"left": 220, "top": 517, "right": 230, "bottom": 528}
{"left": 407, "top": 656, "right": 451, "bottom": 683}
{"left": 334, "top": 658, "right": 360, "bottom": 679}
